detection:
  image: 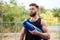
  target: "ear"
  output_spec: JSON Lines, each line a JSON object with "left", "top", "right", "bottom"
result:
{"left": 37, "top": 9, "right": 39, "bottom": 12}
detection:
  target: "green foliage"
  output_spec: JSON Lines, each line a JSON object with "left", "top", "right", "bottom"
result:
{"left": 39, "top": 6, "right": 46, "bottom": 13}
{"left": 52, "top": 8, "right": 60, "bottom": 17}
{"left": 40, "top": 11, "right": 58, "bottom": 26}
{"left": 52, "top": 8, "right": 60, "bottom": 20}
{"left": 1, "top": 0, "right": 29, "bottom": 32}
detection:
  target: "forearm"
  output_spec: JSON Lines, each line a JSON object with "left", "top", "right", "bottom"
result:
{"left": 19, "top": 33, "right": 24, "bottom": 40}
{"left": 19, "top": 28, "right": 26, "bottom": 40}
{"left": 37, "top": 32, "right": 50, "bottom": 39}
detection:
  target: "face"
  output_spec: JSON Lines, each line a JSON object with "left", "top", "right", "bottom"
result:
{"left": 29, "top": 6, "right": 38, "bottom": 17}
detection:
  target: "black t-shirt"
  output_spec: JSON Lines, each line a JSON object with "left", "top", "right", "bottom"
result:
{"left": 25, "top": 18, "right": 45, "bottom": 40}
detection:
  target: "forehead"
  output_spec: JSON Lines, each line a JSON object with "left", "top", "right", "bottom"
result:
{"left": 29, "top": 6, "right": 37, "bottom": 9}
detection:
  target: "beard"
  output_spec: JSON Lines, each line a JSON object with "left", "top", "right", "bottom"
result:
{"left": 30, "top": 12, "right": 36, "bottom": 17}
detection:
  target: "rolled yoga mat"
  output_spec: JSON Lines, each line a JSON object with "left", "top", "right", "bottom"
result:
{"left": 22, "top": 21, "right": 48, "bottom": 40}
{"left": 22, "top": 21, "right": 43, "bottom": 32}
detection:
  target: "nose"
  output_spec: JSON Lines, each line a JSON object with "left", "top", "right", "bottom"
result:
{"left": 30, "top": 11, "right": 33, "bottom": 13}
{"left": 29, "top": 10, "right": 32, "bottom": 12}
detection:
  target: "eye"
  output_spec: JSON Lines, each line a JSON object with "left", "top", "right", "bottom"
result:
{"left": 29, "top": 8, "right": 35, "bottom": 10}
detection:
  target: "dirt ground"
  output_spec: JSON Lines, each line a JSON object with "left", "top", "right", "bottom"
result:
{"left": 0, "top": 30, "right": 59, "bottom": 40}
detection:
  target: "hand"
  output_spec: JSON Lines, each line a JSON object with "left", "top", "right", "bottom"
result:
{"left": 29, "top": 29, "right": 39, "bottom": 35}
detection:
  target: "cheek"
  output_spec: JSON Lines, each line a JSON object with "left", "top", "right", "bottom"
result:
{"left": 35, "top": 9, "right": 38, "bottom": 12}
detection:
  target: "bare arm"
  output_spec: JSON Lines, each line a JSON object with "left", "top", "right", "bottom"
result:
{"left": 19, "top": 27, "right": 26, "bottom": 40}
{"left": 37, "top": 19, "right": 50, "bottom": 39}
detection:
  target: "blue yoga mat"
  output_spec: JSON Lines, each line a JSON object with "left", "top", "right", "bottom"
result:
{"left": 22, "top": 21, "right": 43, "bottom": 32}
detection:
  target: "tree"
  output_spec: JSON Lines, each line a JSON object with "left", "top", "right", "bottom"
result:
{"left": 2, "top": 0, "right": 29, "bottom": 32}
{"left": 40, "top": 11, "right": 58, "bottom": 26}
{"left": 52, "top": 8, "right": 60, "bottom": 20}
{"left": 39, "top": 6, "right": 46, "bottom": 13}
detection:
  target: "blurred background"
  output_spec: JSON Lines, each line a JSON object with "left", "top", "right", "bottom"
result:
{"left": 0, "top": 0, "right": 60, "bottom": 40}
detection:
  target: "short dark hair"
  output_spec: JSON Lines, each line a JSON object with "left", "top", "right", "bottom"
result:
{"left": 29, "top": 3, "right": 39, "bottom": 9}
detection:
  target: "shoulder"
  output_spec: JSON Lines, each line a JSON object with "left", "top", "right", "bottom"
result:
{"left": 24, "top": 18, "right": 30, "bottom": 21}
{"left": 41, "top": 19, "right": 47, "bottom": 26}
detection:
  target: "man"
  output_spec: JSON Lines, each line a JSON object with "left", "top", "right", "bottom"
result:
{"left": 19, "top": 3, "right": 50, "bottom": 40}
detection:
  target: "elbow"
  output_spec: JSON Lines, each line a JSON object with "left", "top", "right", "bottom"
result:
{"left": 48, "top": 34, "right": 50, "bottom": 39}
{"left": 42, "top": 33, "right": 50, "bottom": 39}
{"left": 45, "top": 33, "right": 50, "bottom": 39}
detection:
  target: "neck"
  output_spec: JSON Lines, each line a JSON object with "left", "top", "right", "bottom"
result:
{"left": 30, "top": 15, "right": 39, "bottom": 19}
